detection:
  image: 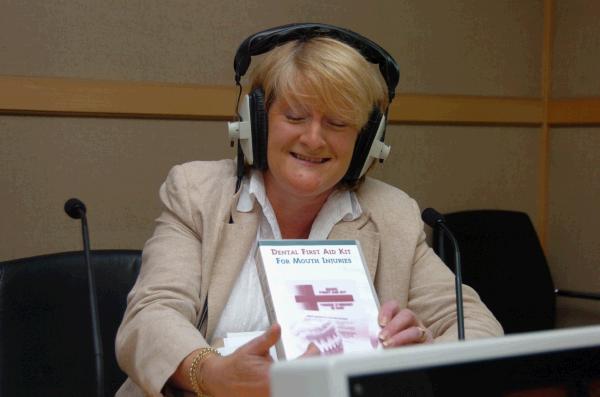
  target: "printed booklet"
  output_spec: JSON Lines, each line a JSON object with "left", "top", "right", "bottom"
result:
{"left": 256, "top": 240, "right": 381, "bottom": 360}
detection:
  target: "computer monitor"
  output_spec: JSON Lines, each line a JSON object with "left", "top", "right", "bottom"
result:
{"left": 271, "top": 325, "right": 600, "bottom": 397}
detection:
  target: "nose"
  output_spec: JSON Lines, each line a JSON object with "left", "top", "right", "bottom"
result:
{"left": 298, "top": 118, "right": 326, "bottom": 151}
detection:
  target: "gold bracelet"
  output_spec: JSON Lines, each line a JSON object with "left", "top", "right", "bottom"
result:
{"left": 189, "top": 347, "right": 221, "bottom": 397}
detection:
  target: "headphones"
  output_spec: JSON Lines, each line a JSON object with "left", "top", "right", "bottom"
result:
{"left": 227, "top": 23, "right": 399, "bottom": 187}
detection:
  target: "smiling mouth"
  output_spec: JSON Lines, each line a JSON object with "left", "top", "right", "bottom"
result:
{"left": 291, "top": 152, "right": 330, "bottom": 164}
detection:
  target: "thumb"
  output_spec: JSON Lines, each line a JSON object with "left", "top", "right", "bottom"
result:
{"left": 239, "top": 323, "right": 281, "bottom": 355}
{"left": 298, "top": 342, "right": 321, "bottom": 359}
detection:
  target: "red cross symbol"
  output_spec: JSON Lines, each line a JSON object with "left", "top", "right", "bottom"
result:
{"left": 294, "top": 284, "right": 354, "bottom": 311}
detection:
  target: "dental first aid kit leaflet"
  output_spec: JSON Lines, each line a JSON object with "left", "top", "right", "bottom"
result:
{"left": 256, "top": 240, "right": 381, "bottom": 360}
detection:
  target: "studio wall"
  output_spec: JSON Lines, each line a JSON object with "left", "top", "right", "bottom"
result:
{"left": 0, "top": 0, "right": 543, "bottom": 257}
{"left": 548, "top": 0, "right": 600, "bottom": 327}
{"left": 1, "top": 0, "right": 598, "bottom": 327}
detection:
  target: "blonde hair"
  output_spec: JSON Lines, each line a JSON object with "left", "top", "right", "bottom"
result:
{"left": 249, "top": 37, "right": 389, "bottom": 130}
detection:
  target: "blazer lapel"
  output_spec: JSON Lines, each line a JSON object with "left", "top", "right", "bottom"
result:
{"left": 329, "top": 212, "right": 380, "bottom": 281}
{"left": 206, "top": 207, "right": 259, "bottom": 341}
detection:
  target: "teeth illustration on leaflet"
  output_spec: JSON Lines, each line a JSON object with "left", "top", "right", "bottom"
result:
{"left": 292, "top": 319, "right": 344, "bottom": 355}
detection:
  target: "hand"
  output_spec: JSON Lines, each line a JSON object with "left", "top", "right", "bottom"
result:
{"left": 201, "top": 324, "right": 280, "bottom": 397}
{"left": 200, "top": 324, "right": 319, "bottom": 397}
{"left": 377, "top": 301, "right": 433, "bottom": 348}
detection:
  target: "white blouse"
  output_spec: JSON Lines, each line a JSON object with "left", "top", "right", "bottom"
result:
{"left": 211, "top": 170, "right": 362, "bottom": 342}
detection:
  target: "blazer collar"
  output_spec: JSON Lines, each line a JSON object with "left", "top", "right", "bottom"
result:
{"left": 328, "top": 210, "right": 380, "bottom": 281}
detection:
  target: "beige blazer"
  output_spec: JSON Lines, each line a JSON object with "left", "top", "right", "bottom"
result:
{"left": 115, "top": 160, "right": 502, "bottom": 396}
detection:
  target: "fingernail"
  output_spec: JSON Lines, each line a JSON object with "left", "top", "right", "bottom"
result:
{"left": 378, "top": 331, "right": 388, "bottom": 341}
{"left": 382, "top": 339, "right": 391, "bottom": 347}
{"left": 379, "top": 317, "right": 388, "bottom": 327}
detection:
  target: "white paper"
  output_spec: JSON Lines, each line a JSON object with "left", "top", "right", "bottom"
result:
{"left": 219, "top": 331, "right": 278, "bottom": 360}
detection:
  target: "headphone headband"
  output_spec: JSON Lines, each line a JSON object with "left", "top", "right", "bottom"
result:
{"left": 228, "top": 23, "right": 397, "bottom": 190}
{"left": 233, "top": 23, "right": 399, "bottom": 103}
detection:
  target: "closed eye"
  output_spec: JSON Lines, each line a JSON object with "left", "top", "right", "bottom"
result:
{"left": 285, "top": 113, "right": 306, "bottom": 123}
{"left": 327, "top": 119, "right": 348, "bottom": 128}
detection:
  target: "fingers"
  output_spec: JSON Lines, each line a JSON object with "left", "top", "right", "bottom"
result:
{"left": 378, "top": 300, "right": 400, "bottom": 327}
{"left": 378, "top": 306, "right": 433, "bottom": 347}
{"left": 381, "top": 325, "right": 433, "bottom": 347}
{"left": 378, "top": 308, "right": 414, "bottom": 343}
{"left": 239, "top": 323, "right": 281, "bottom": 356}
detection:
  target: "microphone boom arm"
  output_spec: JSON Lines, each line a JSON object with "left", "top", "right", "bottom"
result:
{"left": 80, "top": 213, "right": 105, "bottom": 397}
{"left": 65, "top": 198, "right": 105, "bottom": 397}
{"left": 438, "top": 222, "right": 465, "bottom": 341}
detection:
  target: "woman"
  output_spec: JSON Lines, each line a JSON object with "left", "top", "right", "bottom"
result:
{"left": 116, "top": 24, "right": 502, "bottom": 397}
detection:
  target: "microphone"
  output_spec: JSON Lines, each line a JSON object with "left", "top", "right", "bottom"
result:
{"left": 64, "top": 198, "right": 86, "bottom": 219}
{"left": 65, "top": 198, "right": 104, "bottom": 397}
{"left": 422, "top": 208, "right": 465, "bottom": 341}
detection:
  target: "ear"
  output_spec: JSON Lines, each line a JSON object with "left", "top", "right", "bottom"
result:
{"left": 342, "top": 109, "right": 384, "bottom": 183}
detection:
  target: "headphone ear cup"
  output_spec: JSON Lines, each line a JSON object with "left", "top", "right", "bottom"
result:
{"left": 249, "top": 88, "right": 268, "bottom": 170}
{"left": 343, "top": 110, "right": 383, "bottom": 183}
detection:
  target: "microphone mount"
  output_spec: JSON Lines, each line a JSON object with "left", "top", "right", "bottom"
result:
{"left": 422, "top": 208, "right": 465, "bottom": 341}
{"left": 64, "top": 198, "right": 105, "bottom": 397}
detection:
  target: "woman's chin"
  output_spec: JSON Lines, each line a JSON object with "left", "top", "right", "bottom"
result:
{"left": 265, "top": 168, "right": 342, "bottom": 201}
{"left": 285, "top": 179, "right": 334, "bottom": 200}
